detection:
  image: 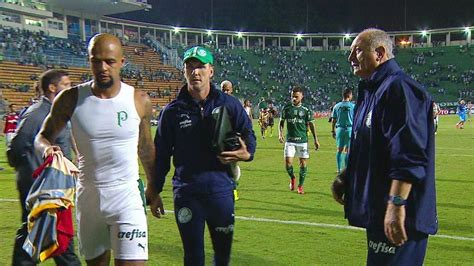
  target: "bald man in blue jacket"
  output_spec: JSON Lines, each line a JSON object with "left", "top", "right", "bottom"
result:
{"left": 332, "top": 28, "right": 437, "bottom": 266}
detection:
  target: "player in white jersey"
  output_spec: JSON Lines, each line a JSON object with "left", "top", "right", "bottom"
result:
{"left": 35, "top": 33, "right": 160, "bottom": 265}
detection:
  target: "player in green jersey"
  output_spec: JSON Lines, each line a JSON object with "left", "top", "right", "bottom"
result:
{"left": 278, "top": 86, "right": 320, "bottom": 194}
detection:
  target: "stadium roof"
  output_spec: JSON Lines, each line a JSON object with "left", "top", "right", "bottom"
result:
{"left": 111, "top": 0, "right": 473, "bottom": 33}
{"left": 45, "top": 0, "right": 151, "bottom": 16}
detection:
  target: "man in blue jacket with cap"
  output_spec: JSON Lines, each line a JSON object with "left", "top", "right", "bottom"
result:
{"left": 332, "top": 28, "right": 437, "bottom": 265}
{"left": 146, "top": 46, "right": 256, "bottom": 266}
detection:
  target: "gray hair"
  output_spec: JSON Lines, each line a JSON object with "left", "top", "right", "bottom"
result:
{"left": 220, "top": 80, "right": 232, "bottom": 89}
{"left": 360, "top": 28, "right": 394, "bottom": 59}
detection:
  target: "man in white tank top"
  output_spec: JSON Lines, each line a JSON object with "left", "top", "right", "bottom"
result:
{"left": 35, "top": 33, "right": 160, "bottom": 265}
{"left": 243, "top": 99, "right": 253, "bottom": 120}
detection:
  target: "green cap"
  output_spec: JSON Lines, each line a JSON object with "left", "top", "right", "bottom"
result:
{"left": 183, "top": 46, "right": 214, "bottom": 65}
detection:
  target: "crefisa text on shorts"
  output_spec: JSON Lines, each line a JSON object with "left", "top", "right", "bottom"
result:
{"left": 118, "top": 229, "right": 147, "bottom": 241}
{"left": 368, "top": 240, "right": 396, "bottom": 254}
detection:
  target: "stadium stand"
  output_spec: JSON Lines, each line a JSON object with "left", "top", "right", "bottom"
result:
{"left": 211, "top": 45, "right": 473, "bottom": 111}
{"left": 0, "top": 25, "right": 472, "bottom": 114}
{"left": 0, "top": 1, "right": 471, "bottom": 114}
{"left": 0, "top": 27, "right": 183, "bottom": 110}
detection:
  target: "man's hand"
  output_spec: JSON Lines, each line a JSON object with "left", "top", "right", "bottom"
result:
{"left": 384, "top": 203, "right": 407, "bottom": 246}
{"left": 331, "top": 131, "right": 336, "bottom": 139}
{"left": 278, "top": 133, "right": 284, "bottom": 143}
{"left": 43, "top": 145, "right": 63, "bottom": 159}
{"left": 314, "top": 140, "right": 320, "bottom": 151}
{"left": 331, "top": 171, "right": 346, "bottom": 205}
{"left": 218, "top": 137, "right": 250, "bottom": 164}
{"left": 145, "top": 187, "right": 165, "bottom": 218}
{"left": 73, "top": 153, "right": 82, "bottom": 166}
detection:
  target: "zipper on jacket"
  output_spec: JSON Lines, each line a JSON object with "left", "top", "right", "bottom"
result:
{"left": 199, "top": 101, "right": 205, "bottom": 119}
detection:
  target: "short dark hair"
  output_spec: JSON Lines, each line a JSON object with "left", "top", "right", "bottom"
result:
{"left": 39, "top": 69, "right": 69, "bottom": 95}
{"left": 292, "top": 86, "right": 304, "bottom": 94}
{"left": 343, "top": 88, "right": 352, "bottom": 98}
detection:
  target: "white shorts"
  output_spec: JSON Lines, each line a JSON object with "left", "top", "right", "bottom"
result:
{"left": 76, "top": 180, "right": 148, "bottom": 261}
{"left": 284, "top": 142, "right": 310, "bottom": 159}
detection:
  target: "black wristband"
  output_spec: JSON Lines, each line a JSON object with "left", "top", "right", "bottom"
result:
{"left": 388, "top": 195, "right": 407, "bottom": 206}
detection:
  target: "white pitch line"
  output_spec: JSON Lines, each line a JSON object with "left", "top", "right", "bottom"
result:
{"left": 0, "top": 198, "right": 18, "bottom": 202}
{"left": 438, "top": 154, "right": 474, "bottom": 157}
{"left": 433, "top": 234, "right": 474, "bottom": 241}
{"left": 2, "top": 198, "right": 473, "bottom": 241}
{"left": 234, "top": 215, "right": 474, "bottom": 242}
{"left": 437, "top": 147, "right": 474, "bottom": 151}
{"left": 236, "top": 215, "right": 364, "bottom": 231}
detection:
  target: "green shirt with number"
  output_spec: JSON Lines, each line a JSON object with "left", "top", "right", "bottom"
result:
{"left": 281, "top": 103, "right": 313, "bottom": 143}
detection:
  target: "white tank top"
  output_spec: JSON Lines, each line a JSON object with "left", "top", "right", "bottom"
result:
{"left": 71, "top": 81, "right": 140, "bottom": 188}
{"left": 244, "top": 106, "right": 252, "bottom": 117}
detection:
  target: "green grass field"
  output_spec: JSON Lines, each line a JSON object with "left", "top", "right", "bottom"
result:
{"left": 0, "top": 115, "right": 473, "bottom": 265}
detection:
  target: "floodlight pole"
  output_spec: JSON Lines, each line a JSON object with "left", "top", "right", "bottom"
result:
{"left": 404, "top": 0, "right": 407, "bottom": 31}
{"left": 211, "top": 0, "right": 214, "bottom": 29}
{"left": 306, "top": 0, "right": 309, "bottom": 33}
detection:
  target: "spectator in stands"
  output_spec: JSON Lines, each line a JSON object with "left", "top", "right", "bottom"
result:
{"left": 9, "top": 69, "right": 81, "bottom": 265}
{"left": 134, "top": 47, "right": 144, "bottom": 56}
{"left": 17, "top": 84, "right": 30, "bottom": 92}
{"left": 332, "top": 28, "right": 437, "bottom": 265}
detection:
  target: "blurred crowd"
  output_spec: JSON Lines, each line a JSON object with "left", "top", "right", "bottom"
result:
{"left": 0, "top": 27, "right": 472, "bottom": 114}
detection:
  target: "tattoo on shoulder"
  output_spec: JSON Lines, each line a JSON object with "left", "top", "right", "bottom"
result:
{"left": 54, "top": 87, "right": 77, "bottom": 118}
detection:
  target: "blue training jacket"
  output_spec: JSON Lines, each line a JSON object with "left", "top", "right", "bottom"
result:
{"left": 345, "top": 59, "right": 438, "bottom": 235}
{"left": 154, "top": 83, "right": 256, "bottom": 195}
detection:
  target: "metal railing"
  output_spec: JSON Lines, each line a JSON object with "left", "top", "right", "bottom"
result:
{"left": 2, "top": 49, "right": 141, "bottom": 71}
{"left": 144, "top": 35, "right": 183, "bottom": 70}
{"left": 2, "top": 49, "right": 89, "bottom": 68}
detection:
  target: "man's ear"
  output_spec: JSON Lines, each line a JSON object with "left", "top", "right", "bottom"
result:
{"left": 210, "top": 65, "right": 214, "bottom": 79}
{"left": 47, "top": 83, "right": 56, "bottom": 94}
{"left": 375, "top": 46, "right": 386, "bottom": 61}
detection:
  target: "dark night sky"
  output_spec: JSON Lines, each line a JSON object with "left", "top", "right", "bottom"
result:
{"left": 111, "top": 0, "right": 473, "bottom": 33}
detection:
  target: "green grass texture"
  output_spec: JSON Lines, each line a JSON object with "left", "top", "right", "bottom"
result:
{"left": 0, "top": 115, "right": 472, "bottom": 265}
